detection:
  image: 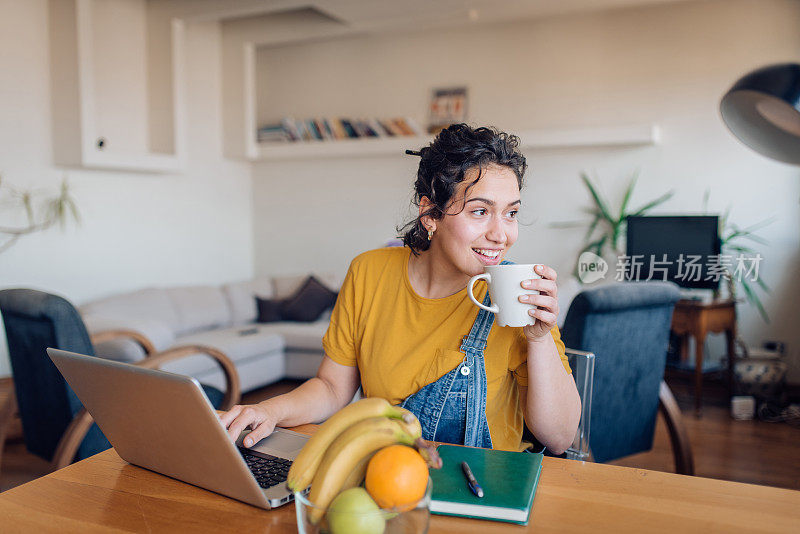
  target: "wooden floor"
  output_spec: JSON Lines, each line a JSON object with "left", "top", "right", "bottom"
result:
{"left": 608, "top": 377, "right": 800, "bottom": 490}
{"left": 2, "top": 376, "right": 798, "bottom": 493}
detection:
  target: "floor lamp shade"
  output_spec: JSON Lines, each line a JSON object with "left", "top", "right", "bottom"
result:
{"left": 720, "top": 63, "right": 800, "bottom": 165}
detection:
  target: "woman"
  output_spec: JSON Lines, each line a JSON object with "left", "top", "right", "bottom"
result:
{"left": 221, "top": 124, "right": 581, "bottom": 453}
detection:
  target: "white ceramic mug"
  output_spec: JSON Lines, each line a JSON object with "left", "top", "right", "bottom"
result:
{"left": 467, "top": 264, "right": 541, "bottom": 327}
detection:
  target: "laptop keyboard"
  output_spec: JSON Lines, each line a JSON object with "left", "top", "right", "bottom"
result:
{"left": 239, "top": 447, "right": 292, "bottom": 489}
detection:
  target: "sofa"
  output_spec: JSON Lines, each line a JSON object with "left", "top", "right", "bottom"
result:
{"left": 79, "top": 273, "right": 343, "bottom": 394}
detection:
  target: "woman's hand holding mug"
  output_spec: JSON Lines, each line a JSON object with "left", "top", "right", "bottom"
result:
{"left": 520, "top": 264, "right": 559, "bottom": 342}
{"left": 466, "top": 263, "right": 559, "bottom": 340}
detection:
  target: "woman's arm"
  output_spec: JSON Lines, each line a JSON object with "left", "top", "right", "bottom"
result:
{"left": 518, "top": 264, "right": 581, "bottom": 454}
{"left": 518, "top": 337, "right": 581, "bottom": 454}
{"left": 219, "top": 355, "right": 361, "bottom": 447}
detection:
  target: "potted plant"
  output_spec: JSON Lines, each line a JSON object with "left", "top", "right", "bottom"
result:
{"left": 551, "top": 170, "right": 674, "bottom": 279}
{"left": 703, "top": 191, "right": 771, "bottom": 323}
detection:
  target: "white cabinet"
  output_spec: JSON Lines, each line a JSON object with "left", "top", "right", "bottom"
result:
{"left": 49, "top": 0, "right": 185, "bottom": 173}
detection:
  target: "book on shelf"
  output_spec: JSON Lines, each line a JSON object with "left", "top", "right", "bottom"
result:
{"left": 259, "top": 116, "right": 429, "bottom": 144}
{"left": 320, "top": 119, "right": 335, "bottom": 140}
{"left": 280, "top": 118, "right": 301, "bottom": 141}
{"left": 403, "top": 116, "right": 425, "bottom": 136}
{"left": 339, "top": 119, "right": 358, "bottom": 138}
{"left": 306, "top": 119, "right": 323, "bottom": 140}
{"left": 330, "top": 118, "right": 347, "bottom": 140}
{"left": 371, "top": 118, "right": 395, "bottom": 137}
{"left": 350, "top": 120, "right": 368, "bottom": 138}
{"left": 358, "top": 119, "right": 380, "bottom": 138}
{"left": 392, "top": 118, "right": 414, "bottom": 136}
{"left": 257, "top": 123, "right": 290, "bottom": 143}
{"left": 294, "top": 120, "right": 311, "bottom": 141}
{"left": 381, "top": 119, "right": 404, "bottom": 137}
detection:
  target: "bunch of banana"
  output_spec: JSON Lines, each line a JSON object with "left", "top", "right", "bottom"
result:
{"left": 286, "top": 397, "right": 417, "bottom": 492}
{"left": 306, "top": 416, "right": 422, "bottom": 524}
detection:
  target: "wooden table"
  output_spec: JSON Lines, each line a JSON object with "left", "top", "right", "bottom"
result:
{"left": 670, "top": 299, "right": 737, "bottom": 416}
{"left": 1, "top": 425, "right": 798, "bottom": 533}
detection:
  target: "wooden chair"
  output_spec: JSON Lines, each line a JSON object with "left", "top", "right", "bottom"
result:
{"left": 0, "top": 289, "right": 241, "bottom": 473}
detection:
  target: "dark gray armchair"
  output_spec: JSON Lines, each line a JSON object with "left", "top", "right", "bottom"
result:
{"left": 0, "top": 288, "right": 241, "bottom": 471}
{"left": 561, "top": 281, "right": 694, "bottom": 475}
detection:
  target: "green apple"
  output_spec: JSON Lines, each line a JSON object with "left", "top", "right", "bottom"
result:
{"left": 326, "top": 488, "right": 386, "bottom": 534}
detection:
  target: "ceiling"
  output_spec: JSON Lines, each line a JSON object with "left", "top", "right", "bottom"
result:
{"left": 170, "top": 0, "right": 699, "bottom": 40}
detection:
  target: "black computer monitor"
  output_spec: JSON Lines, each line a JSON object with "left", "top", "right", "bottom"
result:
{"left": 625, "top": 216, "right": 721, "bottom": 289}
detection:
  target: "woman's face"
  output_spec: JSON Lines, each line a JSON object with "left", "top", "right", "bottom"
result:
{"left": 428, "top": 164, "right": 521, "bottom": 277}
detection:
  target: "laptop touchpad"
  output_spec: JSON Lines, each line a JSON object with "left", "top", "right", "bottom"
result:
{"left": 248, "top": 430, "right": 307, "bottom": 458}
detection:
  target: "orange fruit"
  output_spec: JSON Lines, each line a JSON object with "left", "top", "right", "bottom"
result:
{"left": 365, "top": 444, "right": 428, "bottom": 510}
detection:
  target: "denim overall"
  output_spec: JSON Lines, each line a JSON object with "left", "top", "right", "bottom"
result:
{"left": 400, "top": 261, "right": 514, "bottom": 448}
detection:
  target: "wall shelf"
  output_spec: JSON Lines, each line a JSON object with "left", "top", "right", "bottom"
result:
{"left": 254, "top": 123, "right": 660, "bottom": 161}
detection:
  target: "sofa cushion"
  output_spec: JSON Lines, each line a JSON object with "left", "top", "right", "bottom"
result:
{"left": 254, "top": 320, "right": 329, "bottom": 352}
{"left": 256, "top": 297, "right": 284, "bottom": 323}
{"left": 166, "top": 286, "right": 231, "bottom": 336}
{"left": 79, "top": 288, "right": 180, "bottom": 334}
{"left": 173, "top": 325, "right": 285, "bottom": 364}
{"left": 281, "top": 276, "right": 338, "bottom": 322}
{"left": 222, "top": 276, "right": 274, "bottom": 325}
{"left": 273, "top": 272, "right": 342, "bottom": 299}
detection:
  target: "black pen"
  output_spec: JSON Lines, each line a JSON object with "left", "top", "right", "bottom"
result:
{"left": 461, "top": 461, "right": 484, "bottom": 498}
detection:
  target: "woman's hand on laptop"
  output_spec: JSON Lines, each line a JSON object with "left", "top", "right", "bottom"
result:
{"left": 219, "top": 403, "right": 277, "bottom": 447}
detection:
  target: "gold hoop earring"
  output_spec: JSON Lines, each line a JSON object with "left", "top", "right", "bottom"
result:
{"left": 427, "top": 228, "right": 434, "bottom": 241}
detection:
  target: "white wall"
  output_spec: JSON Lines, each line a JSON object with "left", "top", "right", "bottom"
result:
{"left": 251, "top": 0, "right": 800, "bottom": 380}
{"left": 0, "top": 0, "right": 254, "bottom": 376}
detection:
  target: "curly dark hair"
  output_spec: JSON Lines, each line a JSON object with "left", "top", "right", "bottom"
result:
{"left": 398, "top": 123, "right": 527, "bottom": 254}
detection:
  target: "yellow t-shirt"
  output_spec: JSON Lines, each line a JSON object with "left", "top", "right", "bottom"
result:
{"left": 322, "top": 247, "right": 570, "bottom": 451}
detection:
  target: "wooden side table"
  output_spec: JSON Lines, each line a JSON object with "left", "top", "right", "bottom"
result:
{"left": 670, "top": 299, "right": 737, "bottom": 416}
{"left": 0, "top": 378, "right": 20, "bottom": 469}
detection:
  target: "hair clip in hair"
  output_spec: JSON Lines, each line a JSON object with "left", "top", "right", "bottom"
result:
{"left": 405, "top": 149, "right": 422, "bottom": 157}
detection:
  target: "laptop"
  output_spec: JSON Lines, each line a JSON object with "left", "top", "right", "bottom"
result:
{"left": 47, "top": 348, "right": 310, "bottom": 509}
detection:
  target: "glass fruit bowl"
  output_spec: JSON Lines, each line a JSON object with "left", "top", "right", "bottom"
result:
{"left": 294, "top": 478, "right": 432, "bottom": 534}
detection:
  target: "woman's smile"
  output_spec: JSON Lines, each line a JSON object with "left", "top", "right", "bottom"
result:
{"left": 472, "top": 247, "right": 504, "bottom": 265}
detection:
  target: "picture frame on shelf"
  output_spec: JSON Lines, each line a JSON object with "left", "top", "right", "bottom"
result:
{"left": 428, "top": 86, "right": 468, "bottom": 134}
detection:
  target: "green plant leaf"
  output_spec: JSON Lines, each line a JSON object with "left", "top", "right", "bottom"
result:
{"left": 573, "top": 238, "right": 607, "bottom": 278}
{"left": 593, "top": 234, "right": 608, "bottom": 257}
{"left": 22, "top": 192, "right": 34, "bottom": 224}
{"left": 738, "top": 233, "right": 769, "bottom": 246}
{"left": 584, "top": 214, "right": 602, "bottom": 241}
{"left": 739, "top": 216, "right": 776, "bottom": 234}
{"left": 618, "top": 170, "right": 639, "bottom": 220}
{"left": 630, "top": 190, "right": 674, "bottom": 216}
{"left": 725, "top": 244, "right": 756, "bottom": 254}
{"left": 740, "top": 279, "right": 769, "bottom": 323}
{"left": 578, "top": 236, "right": 608, "bottom": 259}
{"left": 581, "top": 172, "right": 614, "bottom": 224}
{"left": 65, "top": 197, "right": 81, "bottom": 225}
{"left": 755, "top": 277, "right": 770, "bottom": 293}
{"left": 720, "top": 205, "right": 731, "bottom": 230}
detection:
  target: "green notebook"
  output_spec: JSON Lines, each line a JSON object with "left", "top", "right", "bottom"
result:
{"left": 429, "top": 445, "right": 543, "bottom": 525}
